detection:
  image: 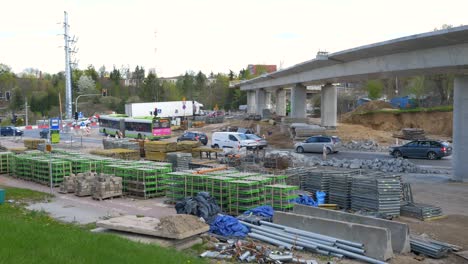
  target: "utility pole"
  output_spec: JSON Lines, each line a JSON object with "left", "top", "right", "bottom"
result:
{"left": 24, "top": 98, "right": 28, "bottom": 126}
{"left": 63, "top": 11, "right": 73, "bottom": 119}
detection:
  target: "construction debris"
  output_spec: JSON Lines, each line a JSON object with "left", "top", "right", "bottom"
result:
{"left": 59, "top": 174, "right": 77, "bottom": 193}
{"left": 342, "top": 140, "right": 387, "bottom": 152}
{"left": 96, "top": 214, "right": 209, "bottom": 240}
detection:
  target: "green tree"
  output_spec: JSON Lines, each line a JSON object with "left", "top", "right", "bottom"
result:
{"left": 84, "top": 65, "right": 99, "bottom": 82}
{"left": 140, "top": 72, "right": 160, "bottom": 101}
{"left": 366, "top": 80, "right": 384, "bottom": 100}
{"left": 77, "top": 75, "right": 96, "bottom": 94}
{"left": 407, "top": 76, "right": 426, "bottom": 106}
{"left": 9, "top": 87, "right": 25, "bottom": 111}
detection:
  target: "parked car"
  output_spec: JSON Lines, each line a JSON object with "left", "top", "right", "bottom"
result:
{"left": 0, "top": 126, "right": 23, "bottom": 136}
{"left": 211, "top": 132, "right": 258, "bottom": 149}
{"left": 40, "top": 128, "right": 49, "bottom": 139}
{"left": 177, "top": 131, "right": 208, "bottom": 145}
{"left": 389, "top": 140, "right": 452, "bottom": 160}
{"left": 294, "top": 135, "right": 341, "bottom": 154}
{"left": 245, "top": 134, "right": 268, "bottom": 149}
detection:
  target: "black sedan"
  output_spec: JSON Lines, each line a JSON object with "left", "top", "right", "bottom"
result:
{"left": 389, "top": 140, "right": 452, "bottom": 160}
{"left": 0, "top": 126, "right": 23, "bottom": 136}
{"left": 177, "top": 131, "right": 208, "bottom": 145}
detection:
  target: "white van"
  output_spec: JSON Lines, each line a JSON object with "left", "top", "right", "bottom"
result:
{"left": 211, "top": 132, "right": 258, "bottom": 149}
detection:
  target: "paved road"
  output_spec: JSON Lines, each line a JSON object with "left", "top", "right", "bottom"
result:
{"left": 23, "top": 129, "right": 102, "bottom": 144}
{"left": 297, "top": 150, "right": 452, "bottom": 168}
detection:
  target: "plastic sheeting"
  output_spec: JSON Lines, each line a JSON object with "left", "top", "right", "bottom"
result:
{"left": 175, "top": 192, "right": 221, "bottom": 223}
{"left": 243, "top": 206, "right": 274, "bottom": 218}
{"left": 316, "top": 191, "right": 326, "bottom": 205}
{"left": 210, "top": 215, "right": 249, "bottom": 237}
{"left": 294, "top": 194, "right": 317, "bottom": 207}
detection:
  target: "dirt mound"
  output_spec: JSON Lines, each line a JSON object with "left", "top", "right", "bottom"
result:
{"left": 158, "top": 214, "right": 208, "bottom": 235}
{"left": 352, "top": 101, "right": 394, "bottom": 113}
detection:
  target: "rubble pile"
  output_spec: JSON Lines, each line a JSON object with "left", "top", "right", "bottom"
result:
{"left": 342, "top": 140, "right": 388, "bottom": 152}
{"left": 308, "top": 157, "right": 424, "bottom": 173}
{"left": 92, "top": 173, "right": 123, "bottom": 200}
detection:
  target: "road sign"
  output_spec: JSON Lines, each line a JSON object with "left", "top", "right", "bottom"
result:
{"left": 50, "top": 118, "right": 60, "bottom": 130}
{"left": 80, "top": 121, "right": 85, "bottom": 127}
{"left": 78, "top": 112, "right": 83, "bottom": 119}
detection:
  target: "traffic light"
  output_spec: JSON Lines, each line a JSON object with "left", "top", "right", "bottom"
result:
{"left": 74, "top": 112, "right": 79, "bottom": 120}
{"left": 154, "top": 108, "right": 158, "bottom": 117}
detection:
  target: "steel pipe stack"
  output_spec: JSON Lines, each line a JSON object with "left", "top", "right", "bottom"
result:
{"left": 242, "top": 221, "right": 387, "bottom": 264}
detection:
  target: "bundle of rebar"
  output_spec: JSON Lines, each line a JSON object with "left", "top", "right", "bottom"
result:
{"left": 242, "top": 221, "right": 386, "bottom": 264}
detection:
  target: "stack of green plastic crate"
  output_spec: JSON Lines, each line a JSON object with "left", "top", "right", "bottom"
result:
{"left": 104, "top": 162, "right": 140, "bottom": 192}
{"left": 206, "top": 176, "right": 233, "bottom": 211}
{"left": 166, "top": 171, "right": 192, "bottom": 201}
{"left": 0, "top": 152, "right": 12, "bottom": 174}
{"left": 229, "top": 179, "right": 264, "bottom": 215}
{"left": 265, "top": 184, "right": 299, "bottom": 211}
{"left": 244, "top": 175, "right": 274, "bottom": 206}
{"left": 126, "top": 166, "right": 171, "bottom": 199}
{"left": 33, "top": 158, "right": 72, "bottom": 186}
{"left": 262, "top": 174, "right": 289, "bottom": 184}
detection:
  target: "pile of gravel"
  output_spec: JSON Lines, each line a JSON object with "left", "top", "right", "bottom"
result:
{"left": 342, "top": 140, "right": 388, "bottom": 152}
{"left": 307, "top": 157, "right": 449, "bottom": 174}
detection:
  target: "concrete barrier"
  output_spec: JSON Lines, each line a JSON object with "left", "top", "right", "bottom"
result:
{"left": 274, "top": 212, "right": 393, "bottom": 261}
{"left": 293, "top": 205, "right": 410, "bottom": 253}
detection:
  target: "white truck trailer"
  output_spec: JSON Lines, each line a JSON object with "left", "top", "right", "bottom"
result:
{"left": 125, "top": 101, "right": 204, "bottom": 118}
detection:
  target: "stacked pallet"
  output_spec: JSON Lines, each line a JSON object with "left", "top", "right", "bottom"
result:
{"left": 206, "top": 176, "right": 234, "bottom": 211}
{"left": 90, "top": 149, "right": 140, "bottom": 160}
{"left": 59, "top": 174, "right": 77, "bottom": 193}
{"left": 75, "top": 172, "right": 97, "bottom": 196}
{"left": 166, "top": 152, "right": 192, "bottom": 170}
{"left": 145, "top": 141, "right": 177, "bottom": 152}
{"left": 351, "top": 174, "right": 401, "bottom": 216}
{"left": 0, "top": 152, "right": 12, "bottom": 174}
{"left": 8, "top": 147, "right": 28, "bottom": 154}
{"left": 125, "top": 166, "right": 171, "bottom": 199}
{"left": 176, "top": 141, "right": 201, "bottom": 151}
{"left": 23, "top": 139, "right": 46, "bottom": 150}
{"left": 229, "top": 179, "right": 263, "bottom": 215}
{"left": 329, "top": 173, "right": 354, "bottom": 209}
{"left": 92, "top": 173, "right": 123, "bottom": 200}
{"left": 102, "top": 138, "right": 140, "bottom": 151}
{"left": 264, "top": 184, "right": 298, "bottom": 211}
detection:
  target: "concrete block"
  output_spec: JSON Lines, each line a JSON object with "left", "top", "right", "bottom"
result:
{"left": 293, "top": 205, "right": 410, "bottom": 253}
{"left": 274, "top": 212, "right": 393, "bottom": 261}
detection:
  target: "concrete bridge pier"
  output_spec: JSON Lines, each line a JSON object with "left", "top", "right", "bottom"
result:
{"left": 453, "top": 76, "right": 468, "bottom": 182}
{"left": 276, "top": 88, "right": 287, "bottom": 116}
{"left": 247, "top": 91, "right": 256, "bottom": 114}
{"left": 321, "top": 83, "right": 337, "bottom": 128}
{"left": 291, "top": 84, "right": 307, "bottom": 118}
{"left": 255, "top": 89, "right": 266, "bottom": 116}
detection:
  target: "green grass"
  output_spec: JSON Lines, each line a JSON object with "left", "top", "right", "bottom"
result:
{"left": 0, "top": 187, "right": 206, "bottom": 264}
{"left": 359, "top": 105, "right": 453, "bottom": 115}
{"left": 0, "top": 185, "right": 54, "bottom": 203}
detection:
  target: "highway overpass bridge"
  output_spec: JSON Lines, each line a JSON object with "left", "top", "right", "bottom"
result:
{"left": 234, "top": 25, "right": 468, "bottom": 182}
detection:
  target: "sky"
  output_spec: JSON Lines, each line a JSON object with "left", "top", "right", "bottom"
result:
{"left": 0, "top": 0, "right": 467, "bottom": 77}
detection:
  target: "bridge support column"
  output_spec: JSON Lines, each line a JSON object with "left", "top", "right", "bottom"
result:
{"left": 276, "top": 88, "right": 287, "bottom": 116}
{"left": 256, "top": 89, "right": 266, "bottom": 116}
{"left": 291, "top": 84, "right": 307, "bottom": 118}
{"left": 321, "top": 84, "right": 337, "bottom": 128}
{"left": 453, "top": 76, "right": 468, "bottom": 182}
{"left": 247, "top": 91, "right": 255, "bottom": 114}
{"left": 265, "top": 91, "right": 272, "bottom": 109}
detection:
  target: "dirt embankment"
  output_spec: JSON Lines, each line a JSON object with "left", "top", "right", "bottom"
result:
{"left": 342, "top": 111, "right": 453, "bottom": 137}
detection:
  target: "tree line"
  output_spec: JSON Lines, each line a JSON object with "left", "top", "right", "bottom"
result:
{"left": 0, "top": 63, "right": 258, "bottom": 124}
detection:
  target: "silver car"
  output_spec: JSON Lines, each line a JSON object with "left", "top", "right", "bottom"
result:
{"left": 245, "top": 134, "right": 268, "bottom": 149}
{"left": 295, "top": 135, "right": 341, "bottom": 154}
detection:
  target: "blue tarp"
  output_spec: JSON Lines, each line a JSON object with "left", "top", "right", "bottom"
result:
{"left": 294, "top": 194, "right": 317, "bottom": 207}
{"left": 210, "top": 215, "right": 249, "bottom": 237}
{"left": 243, "top": 205, "right": 274, "bottom": 218}
{"left": 316, "top": 191, "right": 326, "bottom": 205}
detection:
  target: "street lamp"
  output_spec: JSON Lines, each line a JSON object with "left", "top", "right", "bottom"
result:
{"left": 75, "top": 94, "right": 101, "bottom": 114}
